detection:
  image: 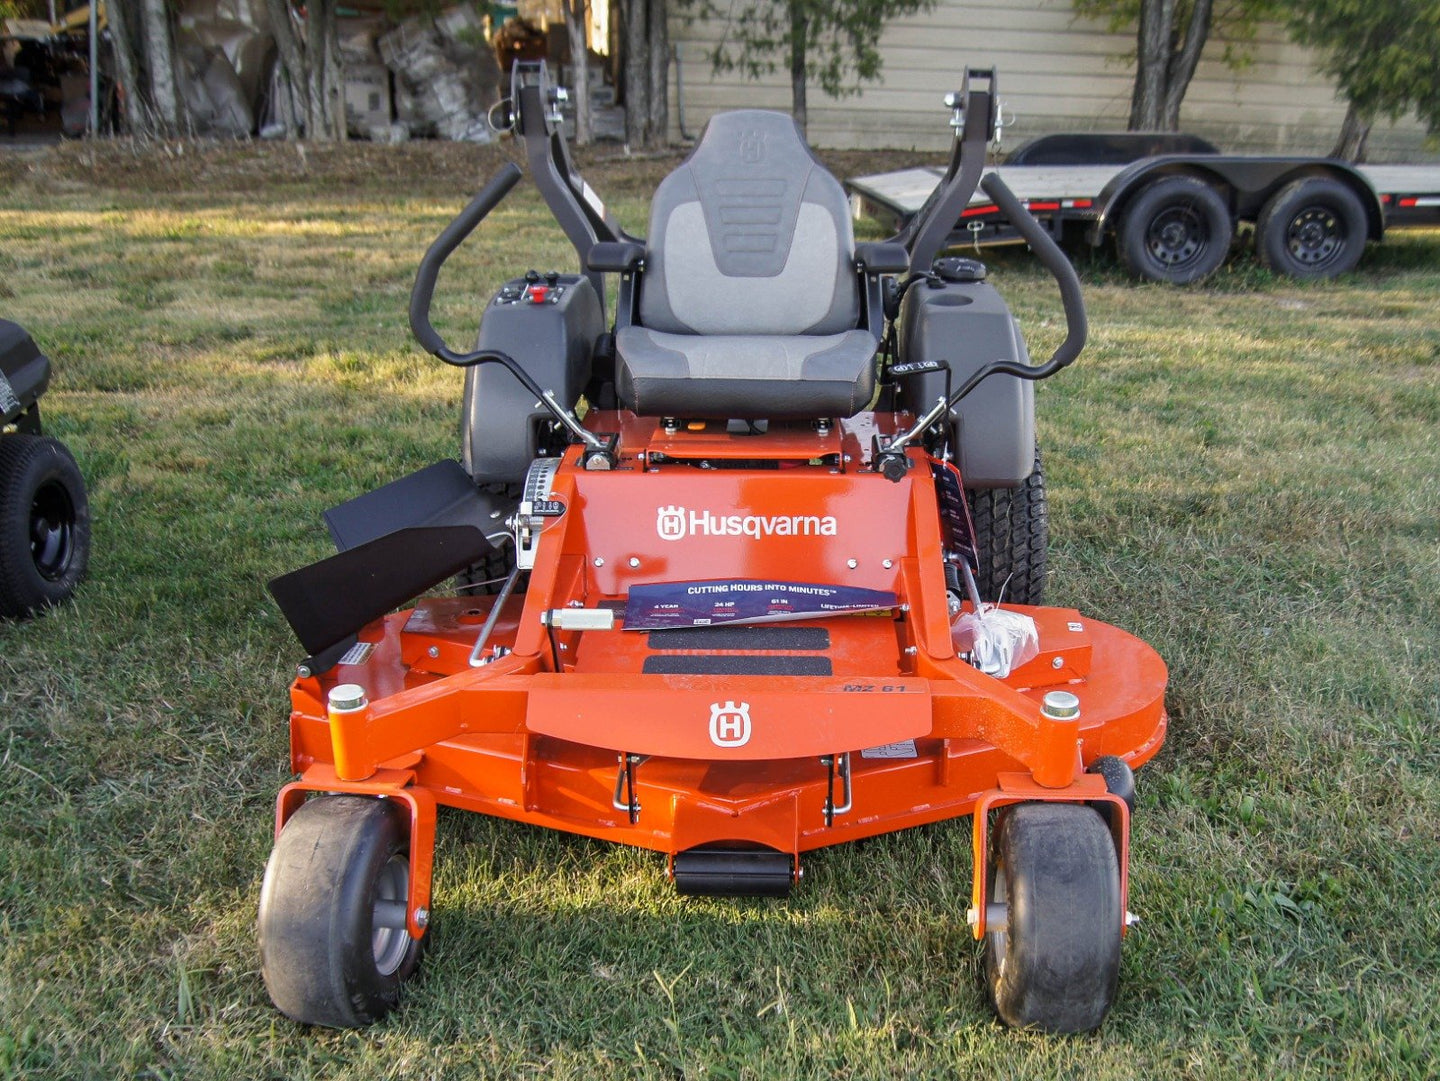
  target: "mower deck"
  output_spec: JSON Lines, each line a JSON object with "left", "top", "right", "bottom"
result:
{"left": 279, "top": 417, "right": 1167, "bottom": 927}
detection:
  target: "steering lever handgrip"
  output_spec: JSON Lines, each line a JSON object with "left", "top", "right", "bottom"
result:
{"left": 410, "top": 163, "right": 524, "bottom": 360}
{"left": 979, "top": 172, "right": 1087, "bottom": 371}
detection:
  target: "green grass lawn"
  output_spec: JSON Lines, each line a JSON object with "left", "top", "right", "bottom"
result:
{"left": 1, "top": 140, "right": 1437, "bottom": 1080}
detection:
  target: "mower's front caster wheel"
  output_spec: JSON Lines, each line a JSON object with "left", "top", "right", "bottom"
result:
{"left": 258, "top": 795, "right": 425, "bottom": 1028}
{"left": 0, "top": 434, "right": 91, "bottom": 619}
{"left": 985, "top": 802, "right": 1121, "bottom": 1033}
{"left": 1086, "top": 754, "right": 1136, "bottom": 828}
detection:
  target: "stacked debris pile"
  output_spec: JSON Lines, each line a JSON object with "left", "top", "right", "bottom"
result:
{"left": 176, "top": 0, "right": 271, "bottom": 137}
{"left": 379, "top": 5, "right": 500, "bottom": 143}
{"left": 339, "top": 16, "right": 392, "bottom": 139}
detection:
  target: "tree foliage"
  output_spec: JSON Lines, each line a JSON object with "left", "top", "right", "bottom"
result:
{"left": 692, "top": 0, "right": 936, "bottom": 136}
{"left": 1072, "top": 0, "right": 1279, "bottom": 130}
{"left": 1287, "top": 0, "right": 1440, "bottom": 136}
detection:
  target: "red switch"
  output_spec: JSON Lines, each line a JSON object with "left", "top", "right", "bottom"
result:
{"left": 529, "top": 286, "right": 548, "bottom": 304}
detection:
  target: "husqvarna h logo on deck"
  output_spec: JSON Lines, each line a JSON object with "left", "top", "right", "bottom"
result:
{"left": 709, "top": 701, "right": 752, "bottom": 748}
{"left": 657, "top": 505, "right": 687, "bottom": 541}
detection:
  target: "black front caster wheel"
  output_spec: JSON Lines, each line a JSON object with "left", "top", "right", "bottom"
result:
{"left": 985, "top": 801, "right": 1122, "bottom": 1033}
{"left": 0, "top": 434, "right": 90, "bottom": 619}
{"left": 258, "top": 795, "right": 425, "bottom": 1028}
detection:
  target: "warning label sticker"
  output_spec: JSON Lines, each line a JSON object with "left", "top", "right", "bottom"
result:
{"left": 0, "top": 372, "right": 21, "bottom": 417}
{"left": 623, "top": 580, "right": 897, "bottom": 631}
{"left": 338, "top": 641, "right": 376, "bottom": 666}
{"left": 861, "top": 740, "right": 918, "bottom": 760}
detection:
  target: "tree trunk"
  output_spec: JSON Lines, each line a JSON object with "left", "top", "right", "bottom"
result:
{"left": 565, "top": 0, "right": 592, "bottom": 145}
{"left": 1160, "top": 0, "right": 1212, "bottom": 130}
{"left": 140, "top": 0, "right": 183, "bottom": 135}
{"left": 789, "top": 4, "right": 808, "bottom": 138}
{"left": 267, "top": 0, "right": 342, "bottom": 140}
{"left": 103, "top": 0, "right": 148, "bottom": 134}
{"left": 263, "top": 0, "right": 307, "bottom": 137}
{"left": 324, "top": 0, "right": 344, "bottom": 140}
{"left": 1129, "top": 0, "right": 1173, "bottom": 129}
{"left": 1331, "top": 101, "right": 1373, "bottom": 162}
{"left": 623, "top": 0, "right": 649, "bottom": 146}
{"left": 644, "top": 0, "right": 667, "bottom": 147}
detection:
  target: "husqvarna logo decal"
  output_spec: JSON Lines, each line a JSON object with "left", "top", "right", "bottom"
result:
{"left": 709, "top": 701, "right": 752, "bottom": 748}
{"left": 739, "top": 130, "right": 765, "bottom": 163}
{"left": 655, "top": 505, "right": 838, "bottom": 542}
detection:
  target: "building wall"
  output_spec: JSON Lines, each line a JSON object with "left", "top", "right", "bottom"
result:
{"left": 669, "top": 0, "right": 1434, "bottom": 160}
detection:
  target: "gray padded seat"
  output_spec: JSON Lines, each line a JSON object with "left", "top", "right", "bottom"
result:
{"left": 615, "top": 110, "right": 877, "bottom": 418}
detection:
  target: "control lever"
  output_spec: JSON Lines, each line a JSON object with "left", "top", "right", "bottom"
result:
{"left": 877, "top": 172, "right": 1087, "bottom": 480}
{"left": 408, "top": 164, "right": 617, "bottom": 468}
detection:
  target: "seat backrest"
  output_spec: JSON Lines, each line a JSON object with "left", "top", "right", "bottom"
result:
{"left": 638, "top": 110, "right": 859, "bottom": 337}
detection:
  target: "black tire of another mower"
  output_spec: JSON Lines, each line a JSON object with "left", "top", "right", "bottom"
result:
{"left": 1256, "top": 177, "right": 1368, "bottom": 280}
{"left": 258, "top": 796, "right": 425, "bottom": 1028}
{"left": 965, "top": 450, "right": 1047, "bottom": 605}
{"left": 1118, "top": 175, "right": 1232, "bottom": 284}
{"left": 0, "top": 434, "right": 91, "bottom": 619}
{"left": 985, "top": 802, "right": 1122, "bottom": 1033}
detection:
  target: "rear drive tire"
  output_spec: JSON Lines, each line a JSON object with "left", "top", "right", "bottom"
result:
{"left": 1257, "top": 177, "right": 1368, "bottom": 279}
{"left": 0, "top": 434, "right": 91, "bottom": 618}
{"left": 455, "top": 481, "right": 520, "bottom": 595}
{"left": 965, "top": 449, "right": 1047, "bottom": 605}
{"left": 1118, "top": 175, "right": 1232, "bottom": 284}
{"left": 258, "top": 796, "right": 425, "bottom": 1028}
{"left": 985, "top": 802, "right": 1122, "bottom": 1033}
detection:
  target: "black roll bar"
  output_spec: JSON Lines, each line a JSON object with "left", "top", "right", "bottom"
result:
{"left": 895, "top": 68, "right": 998, "bottom": 275}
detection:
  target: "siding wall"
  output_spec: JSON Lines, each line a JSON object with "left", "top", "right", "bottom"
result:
{"left": 669, "top": 0, "right": 1434, "bottom": 159}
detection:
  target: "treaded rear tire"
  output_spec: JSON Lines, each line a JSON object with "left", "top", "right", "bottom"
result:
{"left": 455, "top": 481, "right": 520, "bottom": 595}
{"left": 985, "top": 802, "right": 1122, "bottom": 1033}
{"left": 0, "top": 433, "right": 91, "bottom": 618}
{"left": 258, "top": 795, "right": 425, "bottom": 1028}
{"left": 965, "top": 449, "right": 1047, "bottom": 605}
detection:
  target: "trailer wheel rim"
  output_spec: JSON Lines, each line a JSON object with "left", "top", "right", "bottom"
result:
{"left": 371, "top": 855, "right": 411, "bottom": 977}
{"left": 30, "top": 477, "right": 78, "bottom": 581}
{"left": 1285, "top": 206, "right": 1345, "bottom": 267}
{"left": 1146, "top": 207, "right": 1206, "bottom": 267}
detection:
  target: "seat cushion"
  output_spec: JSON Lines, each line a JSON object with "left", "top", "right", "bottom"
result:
{"left": 615, "top": 326, "right": 878, "bottom": 419}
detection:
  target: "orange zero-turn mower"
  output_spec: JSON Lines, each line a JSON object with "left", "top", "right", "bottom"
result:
{"left": 258, "top": 64, "right": 1167, "bottom": 1035}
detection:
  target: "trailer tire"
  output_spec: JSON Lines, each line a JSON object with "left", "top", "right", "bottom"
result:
{"left": 259, "top": 795, "right": 425, "bottom": 1028}
{"left": 1257, "top": 177, "right": 1367, "bottom": 279}
{"left": 985, "top": 802, "right": 1122, "bottom": 1033}
{"left": 1118, "top": 175, "right": 1231, "bottom": 284}
{"left": 965, "top": 449, "right": 1047, "bottom": 605}
{"left": 0, "top": 434, "right": 91, "bottom": 619}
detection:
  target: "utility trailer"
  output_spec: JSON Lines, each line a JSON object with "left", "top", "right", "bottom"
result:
{"left": 848, "top": 127, "right": 1440, "bottom": 283}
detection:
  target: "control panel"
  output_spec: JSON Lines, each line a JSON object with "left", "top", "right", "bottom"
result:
{"left": 494, "top": 269, "right": 571, "bottom": 307}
